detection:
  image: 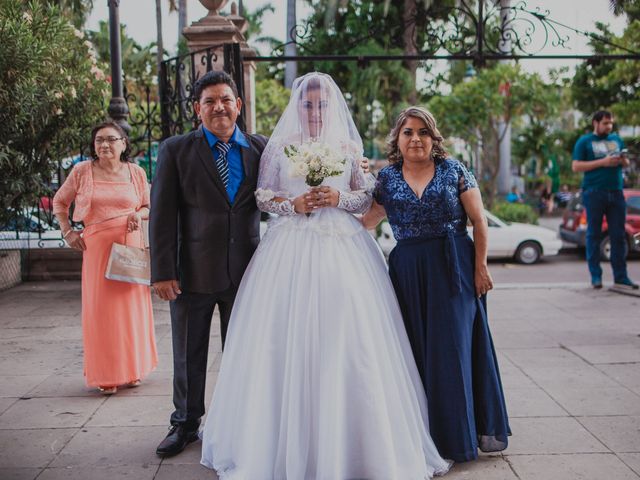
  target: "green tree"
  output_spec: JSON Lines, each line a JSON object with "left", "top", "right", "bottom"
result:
{"left": 87, "top": 21, "right": 157, "bottom": 91}
{"left": 428, "top": 64, "right": 560, "bottom": 206}
{"left": 0, "top": 0, "right": 110, "bottom": 224}
{"left": 295, "top": 0, "right": 457, "bottom": 151}
{"left": 32, "top": 0, "right": 93, "bottom": 27}
{"left": 254, "top": 79, "right": 290, "bottom": 136}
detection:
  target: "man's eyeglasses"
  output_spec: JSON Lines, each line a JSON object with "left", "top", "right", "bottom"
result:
{"left": 95, "top": 136, "right": 123, "bottom": 145}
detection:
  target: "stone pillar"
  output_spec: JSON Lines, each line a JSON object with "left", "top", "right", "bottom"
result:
{"left": 182, "top": 0, "right": 257, "bottom": 132}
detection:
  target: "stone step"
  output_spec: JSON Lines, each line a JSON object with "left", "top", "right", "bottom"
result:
{"left": 23, "top": 248, "right": 82, "bottom": 281}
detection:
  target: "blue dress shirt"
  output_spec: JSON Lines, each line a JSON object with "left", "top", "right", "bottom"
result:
{"left": 202, "top": 125, "right": 250, "bottom": 203}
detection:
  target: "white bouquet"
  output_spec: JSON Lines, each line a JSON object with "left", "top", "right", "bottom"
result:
{"left": 284, "top": 140, "right": 346, "bottom": 187}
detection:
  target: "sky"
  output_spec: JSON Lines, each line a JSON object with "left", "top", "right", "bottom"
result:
{"left": 86, "top": 0, "right": 628, "bottom": 77}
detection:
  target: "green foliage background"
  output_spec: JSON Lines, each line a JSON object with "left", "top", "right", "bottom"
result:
{"left": 0, "top": 0, "right": 110, "bottom": 225}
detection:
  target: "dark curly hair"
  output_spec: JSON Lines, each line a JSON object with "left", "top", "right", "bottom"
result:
{"left": 193, "top": 70, "right": 239, "bottom": 101}
{"left": 90, "top": 121, "right": 131, "bottom": 162}
{"left": 387, "top": 106, "right": 448, "bottom": 164}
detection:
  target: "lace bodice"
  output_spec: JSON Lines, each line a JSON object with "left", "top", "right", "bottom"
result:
{"left": 255, "top": 139, "right": 373, "bottom": 216}
{"left": 373, "top": 159, "right": 478, "bottom": 240}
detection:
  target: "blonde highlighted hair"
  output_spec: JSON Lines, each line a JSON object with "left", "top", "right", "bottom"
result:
{"left": 387, "top": 106, "right": 448, "bottom": 164}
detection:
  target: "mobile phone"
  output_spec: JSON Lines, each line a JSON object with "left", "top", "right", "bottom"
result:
{"left": 619, "top": 148, "right": 628, "bottom": 157}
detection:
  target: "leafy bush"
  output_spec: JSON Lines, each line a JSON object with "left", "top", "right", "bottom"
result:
{"left": 491, "top": 201, "right": 539, "bottom": 225}
{"left": 0, "top": 0, "right": 110, "bottom": 225}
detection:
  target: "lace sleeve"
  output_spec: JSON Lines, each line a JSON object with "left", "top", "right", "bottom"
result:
{"left": 255, "top": 188, "right": 295, "bottom": 215}
{"left": 255, "top": 139, "right": 296, "bottom": 216}
{"left": 336, "top": 146, "right": 373, "bottom": 214}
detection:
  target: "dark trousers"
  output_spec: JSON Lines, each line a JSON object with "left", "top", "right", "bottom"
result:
{"left": 583, "top": 189, "right": 628, "bottom": 282}
{"left": 168, "top": 286, "right": 237, "bottom": 429}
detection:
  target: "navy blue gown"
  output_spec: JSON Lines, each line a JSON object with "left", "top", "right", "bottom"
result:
{"left": 374, "top": 158, "right": 510, "bottom": 462}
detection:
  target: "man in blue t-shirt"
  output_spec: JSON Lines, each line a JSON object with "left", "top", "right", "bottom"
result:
{"left": 572, "top": 110, "right": 637, "bottom": 290}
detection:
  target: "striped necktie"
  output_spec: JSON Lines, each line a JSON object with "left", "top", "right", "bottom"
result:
{"left": 214, "top": 141, "right": 231, "bottom": 188}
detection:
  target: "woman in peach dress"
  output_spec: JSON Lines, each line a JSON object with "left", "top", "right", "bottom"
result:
{"left": 53, "top": 121, "right": 157, "bottom": 394}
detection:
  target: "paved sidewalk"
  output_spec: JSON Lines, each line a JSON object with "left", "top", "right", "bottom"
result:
{"left": 0, "top": 279, "right": 639, "bottom": 480}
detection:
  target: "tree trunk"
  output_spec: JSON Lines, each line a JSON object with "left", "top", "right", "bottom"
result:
{"left": 178, "top": 0, "right": 187, "bottom": 40}
{"left": 155, "top": 0, "right": 164, "bottom": 81}
{"left": 403, "top": 0, "right": 418, "bottom": 104}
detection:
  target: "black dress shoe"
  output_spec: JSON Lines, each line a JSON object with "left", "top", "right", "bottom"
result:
{"left": 156, "top": 424, "right": 199, "bottom": 457}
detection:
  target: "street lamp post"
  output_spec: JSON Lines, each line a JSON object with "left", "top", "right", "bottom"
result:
{"left": 106, "top": 0, "right": 131, "bottom": 132}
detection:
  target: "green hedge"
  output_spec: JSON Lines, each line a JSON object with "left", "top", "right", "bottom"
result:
{"left": 491, "top": 202, "right": 539, "bottom": 225}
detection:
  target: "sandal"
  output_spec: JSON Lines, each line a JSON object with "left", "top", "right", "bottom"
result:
{"left": 98, "top": 386, "right": 117, "bottom": 395}
{"left": 126, "top": 379, "right": 141, "bottom": 388}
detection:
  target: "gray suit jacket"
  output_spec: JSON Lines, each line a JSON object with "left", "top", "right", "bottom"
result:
{"left": 150, "top": 126, "right": 268, "bottom": 294}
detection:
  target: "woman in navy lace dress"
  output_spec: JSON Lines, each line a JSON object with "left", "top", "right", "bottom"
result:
{"left": 363, "top": 107, "right": 510, "bottom": 462}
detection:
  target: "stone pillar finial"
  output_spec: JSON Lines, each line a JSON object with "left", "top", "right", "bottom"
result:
{"left": 184, "top": 0, "right": 257, "bottom": 132}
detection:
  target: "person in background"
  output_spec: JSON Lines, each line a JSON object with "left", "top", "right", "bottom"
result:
{"left": 506, "top": 186, "right": 522, "bottom": 203}
{"left": 572, "top": 110, "right": 637, "bottom": 290}
{"left": 53, "top": 121, "right": 158, "bottom": 395}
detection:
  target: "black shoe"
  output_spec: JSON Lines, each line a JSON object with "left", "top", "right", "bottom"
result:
{"left": 156, "top": 424, "right": 199, "bottom": 457}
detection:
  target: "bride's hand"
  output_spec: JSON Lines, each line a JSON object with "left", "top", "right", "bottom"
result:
{"left": 310, "top": 186, "right": 339, "bottom": 208}
{"left": 292, "top": 192, "right": 315, "bottom": 214}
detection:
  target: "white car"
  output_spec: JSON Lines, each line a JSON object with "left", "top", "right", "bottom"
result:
{"left": 377, "top": 210, "right": 562, "bottom": 264}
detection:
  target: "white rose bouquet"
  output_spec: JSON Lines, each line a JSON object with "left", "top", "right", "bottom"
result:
{"left": 284, "top": 141, "right": 346, "bottom": 187}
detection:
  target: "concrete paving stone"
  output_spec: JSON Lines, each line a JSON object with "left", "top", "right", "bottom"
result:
{"left": 0, "top": 397, "right": 17, "bottom": 415}
{"left": 545, "top": 387, "right": 640, "bottom": 416}
{"left": 549, "top": 329, "right": 640, "bottom": 347}
{"left": 28, "top": 303, "right": 82, "bottom": 317}
{"left": 51, "top": 426, "right": 166, "bottom": 467}
{"left": 0, "top": 355, "right": 77, "bottom": 376}
{"left": 37, "top": 465, "right": 158, "bottom": 479}
{"left": 27, "top": 374, "right": 95, "bottom": 398}
{"left": 0, "top": 327, "right": 54, "bottom": 341}
{"left": 7, "top": 315, "right": 80, "bottom": 328}
{"left": 504, "top": 387, "right": 567, "bottom": 417}
{"left": 56, "top": 357, "right": 84, "bottom": 375}
{"left": 568, "top": 344, "right": 640, "bottom": 364}
{"left": 579, "top": 416, "right": 640, "bottom": 453}
{"left": 491, "top": 330, "right": 559, "bottom": 349}
{"left": 508, "top": 453, "right": 640, "bottom": 480}
{"left": 207, "top": 351, "right": 222, "bottom": 372}
{"left": 155, "top": 463, "right": 218, "bottom": 480}
{"left": 112, "top": 371, "right": 174, "bottom": 397}
{"left": 155, "top": 335, "right": 174, "bottom": 354}
{"left": 485, "top": 319, "right": 539, "bottom": 333}
{"left": 493, "top": 355, "right": 537, "bottom": 389}
{"left": 44, "top": 326, "right": 83, "bottom": 341}
{"left": 0, "top": 397, "right": 103, "bottom": 429}
{"left": 505, "top": 417, "right": 608, "bottom": 455}
{"left": 155, "top": 354, "right": 176, "bottom": 372}
{"left": 598, "top": 364, "right": 640, "bottom": 389}
{"left": 86, "top": 395, "right": 173, "bottom": 427}
{"left": 0, "top": 339, "right": 82, "bottom": 357}
{"left": 522, "top": 365, "right": 621, "bottom": 389}
{"left": 0, "top": 375, "right": 48, "bottom": 398}
{"left": 0, "top": 467, "right": 42, "bottom": 479}
{"left": 444, "top": 455, "right": 517, "bottom": 479}
{"left": 502, "top": 347, "right": 589, "bottom": 370}
{"left": 0, "top": 428, "right": 77, "bottom": 468}
{"left": 619, "top": 453, "right": 640, "bottom": 476}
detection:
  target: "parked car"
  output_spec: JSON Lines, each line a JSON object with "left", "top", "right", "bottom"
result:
{"left": 559, "top": 189, "right": 640, "bottom": 260}
{"left": 377, "top": 210, "right": 562, "bottom": 264}
{"left": 0, "top": 213, "right": 64, "bottom": 249}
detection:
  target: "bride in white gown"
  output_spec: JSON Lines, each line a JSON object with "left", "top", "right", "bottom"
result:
{"left": 200, "top": 72, "right": 451, "bottom": 479}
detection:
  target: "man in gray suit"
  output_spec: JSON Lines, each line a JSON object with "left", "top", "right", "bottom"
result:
{"left": 150, "top": 71, "right": 267, "bottom": 457}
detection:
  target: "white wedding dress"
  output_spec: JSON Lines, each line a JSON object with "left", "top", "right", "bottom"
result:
{"left": 200, "top": 138, "right": 451, "bottom": 479}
